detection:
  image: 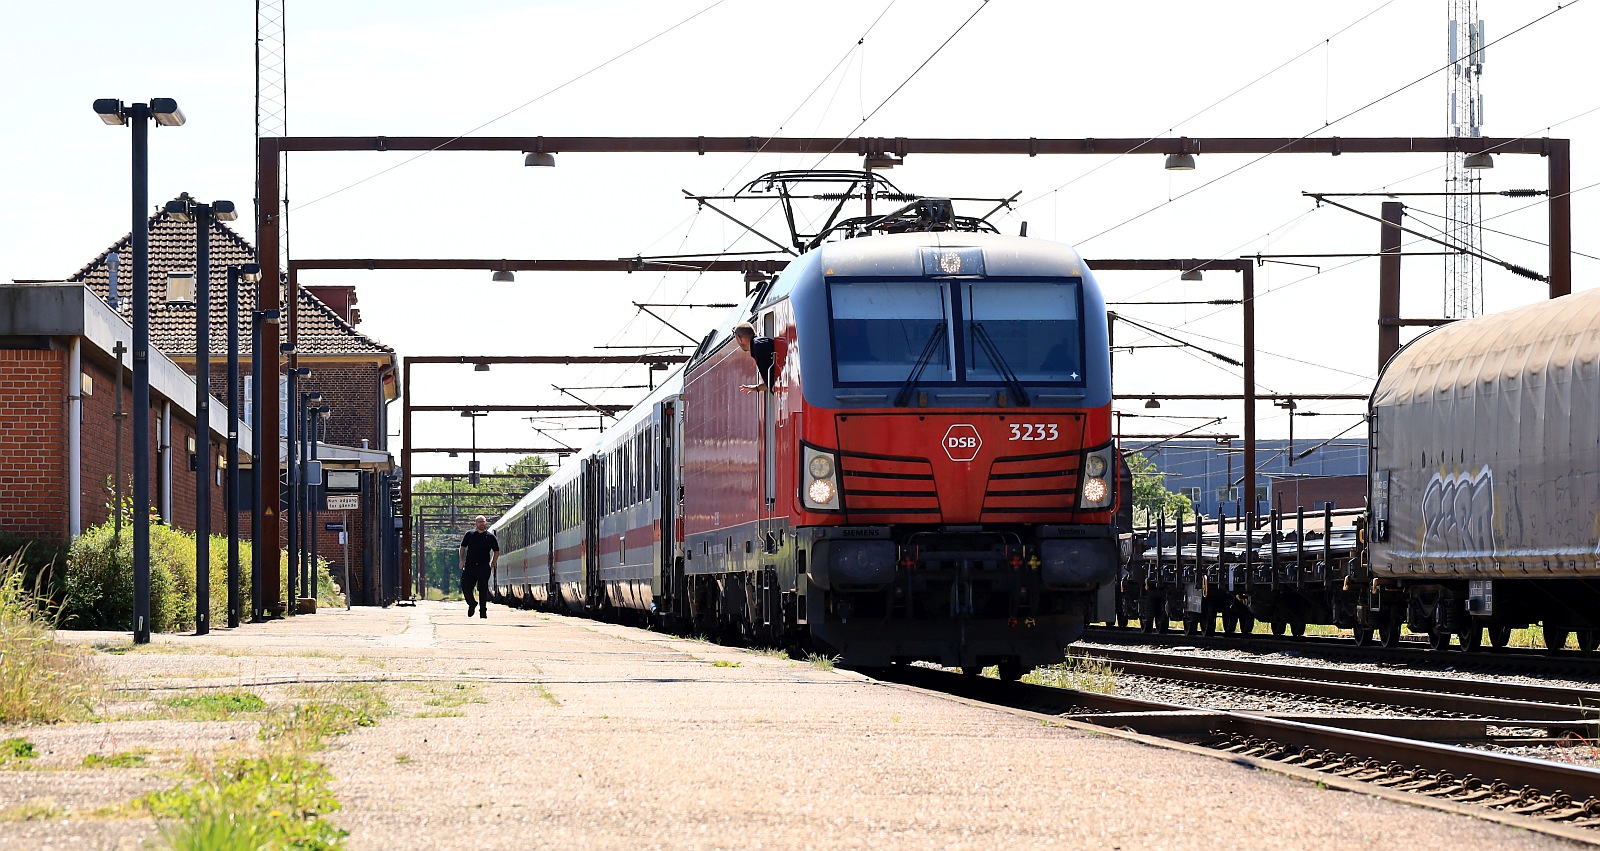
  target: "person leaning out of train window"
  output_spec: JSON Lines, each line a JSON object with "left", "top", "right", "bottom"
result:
{"left": 733, "top": 322, "right": 777, "bottom": 393}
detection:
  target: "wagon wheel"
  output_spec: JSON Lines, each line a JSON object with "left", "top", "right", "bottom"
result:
{"left": 961, "top": 665, "right": 983, "bottom": 678}
{"left": 1238, "top": 615, "right": 1256, "bottom": 635}
{"left": 1579, "top": 630, "right": 1600, "bottom": 656}
{"left": 1378, "top": 619, "right": 1403, "bottom": 648}
{"left": 1457, "top": 626, "right": 1483, "bottom": 653}
{"left": 1352, "top": 628, "right": 1375, "bottom": 646}
{"left": 1270, "top": 621, "right": 1287, "bottom": 637}
{"left": 1140, "top": 615, "right": 1155, "bottom": 634}
{"left": 1182, "top": 614, "right": 1198, "bottom": 637}
{"left": 1427, "top": 629, "right": 1452, "bottom": 651}
{"left": 1221, "top": 612, "right": 1238, "bottom": 635}
{"left": 1201, "top": 613, "right": 1217, "bottom": 637}
{"left": 997, "top": 659, "right": 1025, "bottom": 682}
{"left": 1487, "top": 625, "right": 1513, "bottom": 649}
{"left": 1544, "top": 625, "right": 1571, "bottom": 653}
{"left": 1290, "top": 620, "right": 1307, "bottom": 638}
{"left": 1154, "top": 611, "right": 1170, "bottom": 634}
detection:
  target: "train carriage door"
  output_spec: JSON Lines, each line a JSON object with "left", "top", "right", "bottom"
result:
{"left": 584, "top": 457, "right": 602, "bottom": 612}
{"left": 657, "top": 401, "right": 679, "bottom": 605}
{"left": 761, "top": 312, "right": 778, "bottom": 520}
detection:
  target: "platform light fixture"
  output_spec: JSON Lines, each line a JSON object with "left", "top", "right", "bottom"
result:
{"left": 1164, "top": 152, "right": 1196, "bottom": 171}
{"left": 1180, "top": 269, "right": 1204, "bottom": 282}
{"left": 93, "top": 96, "right": 185, "bottom": 644}
{"left": 1144, "top": 398, "right": 1162, "bottom": 409}
{"left": 491, "top": 270, "right": 515, "bottom": 282}
{"left": 1463, "top": 152, "right": 1495, "bottom": 169}
{"left": 474, "top": 361, "right": 491, "bottom": 372}
{"left": 524, "top": 151, "right": 556, "bottom": 167}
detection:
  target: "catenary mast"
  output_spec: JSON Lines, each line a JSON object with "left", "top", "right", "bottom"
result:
{"left": 1444, "top": 1, "right": 1486, "bottom": 318}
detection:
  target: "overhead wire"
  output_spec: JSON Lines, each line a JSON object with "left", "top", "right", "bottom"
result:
{"left": 1069, "top": 0, "right": 1586, "bottom": 248}
{"left": 290, "top": 0, "right": 733, "bottom": 213}
{"left": 1015, "top": 0, "right": 1400, "bottom": 212}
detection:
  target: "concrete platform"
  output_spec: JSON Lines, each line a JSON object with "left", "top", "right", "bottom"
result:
{"left": 2, "top": 601, "right": 1581, "bottom": 849}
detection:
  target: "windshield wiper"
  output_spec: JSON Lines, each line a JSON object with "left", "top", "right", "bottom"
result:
{"left": 969, "top": 322, "right": 1031, "bottom": 407}
{"left": 893, "top": 322, "right": 948, "bottom": 407}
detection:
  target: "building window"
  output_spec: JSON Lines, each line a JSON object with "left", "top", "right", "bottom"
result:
{"left": 1215, "top": 487, "right": 1239, "bottom": 503}
{"left": 1182, "top": 487, "right": 1202, "bottom": 503}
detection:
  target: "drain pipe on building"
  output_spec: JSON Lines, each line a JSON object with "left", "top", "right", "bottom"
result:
{"left": 68, "top": 338, "right": 82, "bottom": 537}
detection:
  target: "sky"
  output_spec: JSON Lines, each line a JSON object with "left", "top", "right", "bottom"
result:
{"left": 3, "top": 0, "right": 1596, "bottom": 472}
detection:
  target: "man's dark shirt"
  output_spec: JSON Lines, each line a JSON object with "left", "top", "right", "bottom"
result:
{"left": 749, "top": 336, "right": 776, "bottom": 389}
{"left": 460, "top": 530, "right": 500, "bottom": 571}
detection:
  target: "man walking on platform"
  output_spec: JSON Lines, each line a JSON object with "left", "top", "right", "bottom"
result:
{"left": 459, "top": 515, "right": 499, "bottom": 619}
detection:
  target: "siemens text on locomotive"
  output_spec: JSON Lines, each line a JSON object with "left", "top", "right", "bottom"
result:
{"left": 489, "top": 203, "right": 1121, "bottom": 678}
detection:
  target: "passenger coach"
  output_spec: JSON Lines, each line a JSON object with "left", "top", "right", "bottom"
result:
{"left": 494, "top": 207, "right": 1119, "bottom": 678}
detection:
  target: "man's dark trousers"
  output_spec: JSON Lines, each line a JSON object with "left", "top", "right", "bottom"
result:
{"left": 462, "top": 567, "right": 490, "bottom": 617}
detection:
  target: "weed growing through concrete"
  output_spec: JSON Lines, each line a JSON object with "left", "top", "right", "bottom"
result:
{"left": 394, "top": 753, "right": 413, "bottom": 765}
{"left": 532, "top": 683, "right": 560, "bottom": 707}
{"left": 0, "top": 799, "right": 64, "bottom": 822}
{"left": 0, "top": 737, "right": 36, "bottom": 765}
{"left": 748, "top": 646, "right": 790, "bottom": 659}
{"left": 806, "top": 653, "right": 840, "bottom": 671}
{"left": 413, "top": 709, "right": 466, "bottom": 718}
{"left": 712, "top": 660, "right": 742, "bottom": 668}
{"left": 423, "top": 683, "right": 486, "bottom": 708}
{"left": 82, "top": 750, "right": 147, "bottom": 769}
{"left": 159, "top": 691, "right": 268, "bottom": 720}
{"left": 142, "top": 683, "right": 387, "bottom": 850}
{"left": 1021, "top": 653, "right": 1118, "bottom": 694}
{"left": 0, "top": 551, "right": 104, "bottom": 724}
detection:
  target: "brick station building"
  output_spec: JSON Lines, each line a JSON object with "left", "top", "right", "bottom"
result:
{"left": 1, "top": 197, "right": 403, "bottom": 605}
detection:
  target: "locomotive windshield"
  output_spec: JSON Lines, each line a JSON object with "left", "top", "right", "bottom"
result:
{"left": 830, "top": 281, "right": 953, "bottom": 383}
{"left": 964, "top": 281, "right": 1082, "bottom": 382}
{"left": 828, "top": 278, "right": 1083, "bottom": 385}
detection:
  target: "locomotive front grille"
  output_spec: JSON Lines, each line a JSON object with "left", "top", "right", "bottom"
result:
{"left": 981, "top": 450, "right": 1080, "bottom": 519}
{"left": 837, "top": 451, "right": 941, "bottom": 517}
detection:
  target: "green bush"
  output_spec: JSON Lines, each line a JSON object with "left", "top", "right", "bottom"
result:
{"left": 62, "top": 519, "right": 252, "bottom": 633}
{"left": 0, "top": 531, "right": 69, "bottom": 601}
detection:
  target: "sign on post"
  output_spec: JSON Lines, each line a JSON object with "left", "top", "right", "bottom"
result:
{"left": 326, "top": 494, "right": 359, "bottom": 511}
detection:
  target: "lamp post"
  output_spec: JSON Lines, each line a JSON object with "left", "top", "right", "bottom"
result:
{"left": 285, "top": 364, "right": 309, "bottom": 613}
{"left": 299, "top": 390, "right": 322, "bottom": 600}
{"left": 461, "top": 409, "right": 487, "bottom": 486}
{"left": 309, "top": 405, "right": 329, "bottom": 598}
{"left": 166, "top": 195, "right": 236, "bottom": 635}
{"left": 250, "top": 309, "right": 279, "bottom": 620}
{"left": 226, "top": 265, "right": 261, "bottom": 628}
{"left": 93, "top": 97, "right": 185, "bottom": 644}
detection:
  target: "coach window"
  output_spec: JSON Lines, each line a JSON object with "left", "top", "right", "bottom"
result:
{"left": 829, "top": 280, "right": 952, "bottom": 383}
{"left": 963, "top": 280, "right": 1084, "bottom": 383}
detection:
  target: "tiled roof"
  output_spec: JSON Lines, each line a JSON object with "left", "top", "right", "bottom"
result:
{"left": 68, "top": 197, "right": 393, "bottom": 359}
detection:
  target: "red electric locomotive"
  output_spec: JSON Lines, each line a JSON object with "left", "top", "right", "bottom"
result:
{"left": 493, "top": 200, "right": 1118, "bottom": 678}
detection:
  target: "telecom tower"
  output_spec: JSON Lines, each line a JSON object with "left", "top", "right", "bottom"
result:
{"left": 256, "top": 0, "right": 289, "bottom": 267}
{"left": 1444, "top": 2, "right": 1486, "bottom": 318}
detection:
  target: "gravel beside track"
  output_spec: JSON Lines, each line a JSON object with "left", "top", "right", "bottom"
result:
{"left": 0, "top": 603, "right": 1583, "bottom": 849}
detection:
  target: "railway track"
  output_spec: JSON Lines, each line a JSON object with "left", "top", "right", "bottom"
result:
{"left": 1084, "top": 626, "right": 1600, "bottom": 678}
{"left": 864, "top": 664, "right": 1600, "bottom": 843}
{"left": 1073, "top": 645, "right": 1600, "bottom": 724}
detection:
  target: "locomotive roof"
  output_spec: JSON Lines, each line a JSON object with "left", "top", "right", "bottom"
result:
{"left": 1373, "top": 286, "right": 1600, "bottom": 409}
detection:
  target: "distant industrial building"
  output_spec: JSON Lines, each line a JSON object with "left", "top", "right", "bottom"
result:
{"left": 1126, "top": 438, "right": 1367, "bottom": 520}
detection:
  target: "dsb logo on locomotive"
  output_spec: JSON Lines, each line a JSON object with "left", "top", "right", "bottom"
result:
{"left": 943, "top": 424, "right": 983, "bottom": 462}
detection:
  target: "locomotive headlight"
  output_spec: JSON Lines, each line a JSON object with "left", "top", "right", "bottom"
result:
{"left": 1084, "top": 453, "right": 1108, "bottom": 478}
{"left": 808, "top": 454, "right": 834, "bottom": 480}
{"left": 1078, "top": 444, "right": 1115, "bottom": 510}
{"left": 802, "top": 444, "right": 842, "bottom": 511}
